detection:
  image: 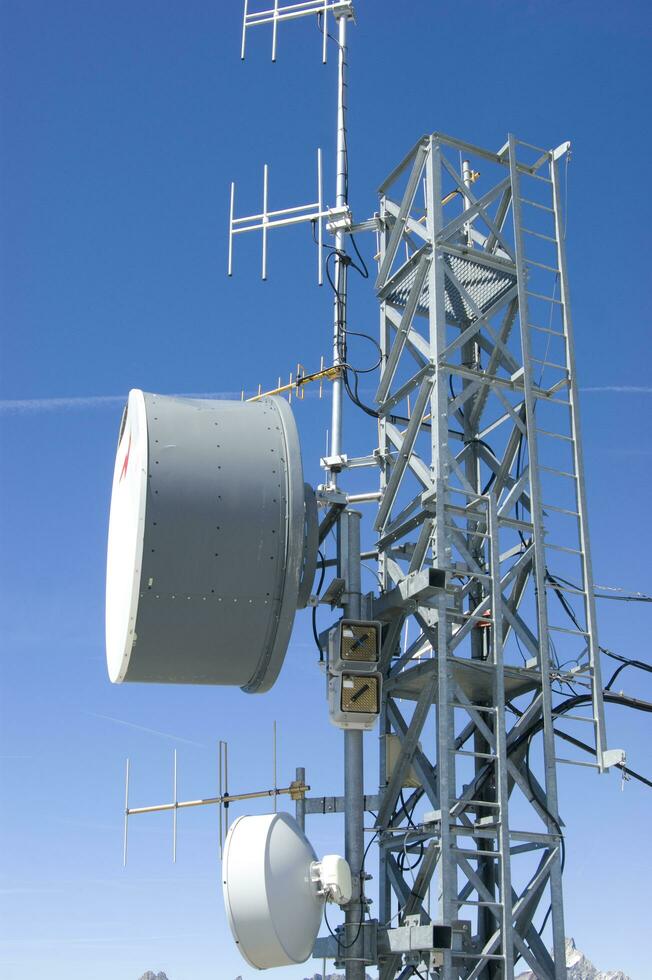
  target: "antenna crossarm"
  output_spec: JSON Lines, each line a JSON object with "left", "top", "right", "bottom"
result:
{"left": 126, "top": 780, "right": 310, "bottom": 817}
{"left": 241, "top": 0, "right": 354, "bottom": 62}
{"left": 247, "top": 363, "right": 341, "bottom": 402}
{"left": 246, "top": 1, "right": 348, "bottom": 25}
{"left": 232, "top": 203, "right": 328, "bottom": 233}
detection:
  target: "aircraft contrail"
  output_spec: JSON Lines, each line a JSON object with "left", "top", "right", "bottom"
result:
{"left": 1, "top": 385, "right": 649, "bottom": 414}
{"left": 580, "top": 385, "right": 652, "bottom": 393}
{"left": 0, "top": 391, "right": 241, "bottom": 413}
{"left": 86, "top": 711, "right": 205, "bottom": 747}
{"left": 0, "top": 395, "right": 127, "bottom": 413}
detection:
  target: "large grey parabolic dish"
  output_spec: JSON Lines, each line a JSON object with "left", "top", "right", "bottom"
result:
{"left": 105, "top": 389, "right": 315, "bottom": 692}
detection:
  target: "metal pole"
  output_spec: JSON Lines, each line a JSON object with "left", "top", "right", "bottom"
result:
{"left": 329, "top": 8, "right": 349, "bottom": 485}
{"left": 295, "top": 766, "right": 306, "bottom": 832}
{"left": 273, "top": 720, "right": 277, "bottom": 813}
{"left": 342, "top": 510, "right": 365, "bottom": 980}
{"left": 461, "top": 157, "right": 496, "bottom": 973}
{"left": 462, "top": 157, "right": 473, "bottom": 247}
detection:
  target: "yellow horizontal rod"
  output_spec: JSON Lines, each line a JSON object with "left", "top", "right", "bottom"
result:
{"left": 126, "top": 782, "right": 310, "bottom": 817}
{"left": 247, "top": 365, "right": 341, "bottom": 403}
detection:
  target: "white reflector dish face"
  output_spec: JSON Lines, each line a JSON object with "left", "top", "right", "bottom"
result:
{"left": 222, "top": 813, "right": 324, "bottom": 969}
{"left": 106, "top": 389, "right": 148, "bottom": 683}
{"left": 105, "top": 389, "right": 315, "bottom": 692}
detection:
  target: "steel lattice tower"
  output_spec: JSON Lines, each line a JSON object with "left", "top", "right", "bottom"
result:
{"left": 357, "top": 131, "right": 612, "bottom": 980}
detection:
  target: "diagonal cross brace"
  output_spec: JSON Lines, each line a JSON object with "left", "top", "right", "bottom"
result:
{"left": 438, "top": 159, "right": 514, "bottom": 261}
{"left": 377, "top": 254, "right": 431, "bottom": 404}
{"left": 375, "top": 379, "right": 434, "bottom": 531}
{"left": 376, "top": 670, "right": 438, "bottom": 828}
{"left": 386, "top": 698, "right": 440, "bottom": 812}
{"left": 376, "top": 145, "right": 429, "bottom": 289}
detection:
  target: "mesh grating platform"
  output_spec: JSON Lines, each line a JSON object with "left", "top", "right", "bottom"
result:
{"left": 386, "top": 253, "right": 517, "bottom": 325}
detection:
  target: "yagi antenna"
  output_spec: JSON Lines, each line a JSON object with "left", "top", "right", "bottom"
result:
{"left": 231, "top": 1, "right": 355, "bottom": 283}
{"left": 121, "top": 725, "right": 310, "bottom": 866}
{"left": 241, "top": 0, "right": 349, "bottom": 64}
{"left": 228, "top": 149, "right": 327, "bottom": 282}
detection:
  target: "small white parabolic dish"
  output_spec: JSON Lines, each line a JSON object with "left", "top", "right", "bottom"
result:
{"left": 222, "top": 812, "right": 324, "bottom": 969}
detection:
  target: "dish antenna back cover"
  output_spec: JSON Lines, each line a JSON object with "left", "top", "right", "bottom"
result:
{"left": 106, "top": 390, "right": 316, "bottom": 692}
{"left": 222, "top": 812, "right": 324, "bottom": 969}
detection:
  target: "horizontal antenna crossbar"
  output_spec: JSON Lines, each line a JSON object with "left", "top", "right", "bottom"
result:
{"left": 126, "top": 781, "right": 309, "bottom": 817}
{"left": 242, "top": 0, "right": 352, "bottom": 62}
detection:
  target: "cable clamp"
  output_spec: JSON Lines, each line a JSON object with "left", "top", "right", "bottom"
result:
{"left": 326, "top": 206, "right": 353, "bottom": 234}
{"left": 602, "top": 748, "right": 626, "bottom": 771}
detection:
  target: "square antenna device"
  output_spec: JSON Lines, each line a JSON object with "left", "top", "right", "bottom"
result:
{"left": 328, "top": 618, "right": 381, "bottom": 673}
{"left": 328, "top": 670, "right": 381, "bottom": 731}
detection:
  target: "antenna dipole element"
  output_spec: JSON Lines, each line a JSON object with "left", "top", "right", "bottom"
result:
{"left": 228, "top": 149, "right": 326, "bottom": 282}
{"left": 241, "top": 0, "right": 350, "bottom": 63}
{"left": 123, "top": 757, "right": 130, "bottom": 868}
{"left": 219, "top": 739, "right": 228, "bottom": 857}
{"left": 172, "top": 749, "right": 178, "bottom": 863}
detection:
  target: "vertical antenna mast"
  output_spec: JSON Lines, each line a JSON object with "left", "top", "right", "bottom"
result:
{"left": 328, "top": 5, "right": 350, "bottom": 485}
{"left": 232, "top": 1, "right": 355, "bottom": 477}
{"left": 232, "top": 11, "right": 362, "bottom": 980}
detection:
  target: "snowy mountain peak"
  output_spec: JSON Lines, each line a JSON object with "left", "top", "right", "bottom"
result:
{"left": 515, "top": 937, "right": 630, "bottom": 980}
{"left": 566, "top": 936, "right": 584, "bottom": 967}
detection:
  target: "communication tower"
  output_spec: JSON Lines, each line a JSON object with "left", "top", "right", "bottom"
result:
{"left": 104, "top": 4, "right": 626, "bottom": 979}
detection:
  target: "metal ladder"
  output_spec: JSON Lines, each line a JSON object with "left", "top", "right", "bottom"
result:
{"left": 508, "top": 134, "right": 607, "bottom": 769}
{"left": 438, "top": 490, "right": 514, "bottom": 978}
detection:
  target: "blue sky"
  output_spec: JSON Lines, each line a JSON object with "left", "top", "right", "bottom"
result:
{"left": 1, "top": 1, "right": 651, "bottom": 979}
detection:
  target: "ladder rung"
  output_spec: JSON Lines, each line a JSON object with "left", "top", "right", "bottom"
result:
{"left": 447, "top": 702, "right": 496, "bottom": 714}
{"left": 525, "top": 258, "right": 560, "bottom": 273}
{"left": 530, "top": 323, "right": 565, "bottom": 337}
{"left": 452, "top": 569, "right": 492, "bottom": 581}
{"left": 532, "top": 390, "right": 571, "bottom": 406}
{"left": 536, "top": 427, "right": 573, "bottom": 441}
{"left": 526, "top": 289, "right": 563, "bottom": 304}
{"left": 555, "top": 757, "right": 601, "bottom": 770}
{"left": 546, "top": 379, "right": 571, "bottom": 395}
{"left": 519, "top": 169, "right": 552, "bottom": 184}
{"left": 540, "top": 464, "right": 577, "bottom": 480}
{"left": 456, "top": 952, "right": 506, "bottom": 961}
{"left": 541, "top": 502, "right": 579, "bottom": 517}
{"left": 522, "top": 227, "right": 556, "bottom": 242}
{"left": 443, "top": 523, "right": 490, "bottom": 540}
{"left": 521, "top": 197, "right": 554, "bottom": 213}
{"left": 531, "top": 357, "right": 568, "bottom": 372}
{"left": 453, "top": 847, "right": 503, "bottom": 859}
{"left": 552, "top": 712, "right": 595, "bottom": 723}
{"left": 457, "top": 799, "right": 501, "bottom": 808}
{"left": 545, "top": 582, "right": 584, "bottom": 596}
{"left": 549, "top": 624, "right": 589, "bottom": 637}
{"left": 454, "top": 899, "right": 502, "bottom": 907}
{"left": 516, "top": 138, "right": 550, "bottom": 154}
{"left": 457, "top": 612, "right": 496, "bottom": 623}
{"left": 545, "top": 542, "right": 582, "bottom": 555}
{"left": 455, "top": 750, "right": 497, "bottom": 761}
